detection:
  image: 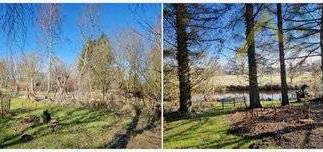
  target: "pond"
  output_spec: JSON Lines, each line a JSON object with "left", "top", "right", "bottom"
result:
{"left": 192, "top": 90, "right": 297, "bottom": 102}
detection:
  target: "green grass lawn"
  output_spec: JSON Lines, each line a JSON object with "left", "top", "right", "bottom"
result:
{"left": 164, "top": 100, "right": 285, "bottom": 149}
{"left": 164, "top": 114, "right": 255, "bottom": 148}
{"left": 0, "top": 98, "right": 131, "bottom": 148}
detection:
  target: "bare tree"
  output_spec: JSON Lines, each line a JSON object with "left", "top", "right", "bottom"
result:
{"left": 0, "top": 59, "right": 10, "bottom": 88}
{"left": 52, "top": 57, "right": 70, "bottom": 102}
{"left": 37, "top": 4, "right": 61, "bottom": 95}
{"left": 17, "top": 53, "right": 41, "bottom": 99}
{"left": 118, "top": 29, "right": 146, "bottom": 99}
{"left": 0, "top": 4, "right": 35, "bottom": 94}
{"left": 78, "top": 4, "right": 102, "bottom": 42}
{"left": 145, "top": 24, "right": 162, "bottom": 102}
{"left": 0, "top": 4, "right": 35, "bottom": 48}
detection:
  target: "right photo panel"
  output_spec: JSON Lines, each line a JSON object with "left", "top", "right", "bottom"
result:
{"left": 163, "top": 3, "right": 323, "bottom": 149}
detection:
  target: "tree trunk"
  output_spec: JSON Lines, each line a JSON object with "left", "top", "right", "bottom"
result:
{"left": 30, "top": 78, "right": 36, "bottom": 96}
{"left": 174, "top": 4, "right": 192, "bottom": 113}
{"left": 289, "top": 77, "right": 294, "bottom": 86}
{"left": 277, "top": 4, "right": 289, "bottom": 106}
{"left": 102, "top": 85, "right": 107, "bottom": 101}
{"left": 47, "top": 55, "right": 52, "bottom": 95}
{"left": 31, "top": 79, "right": 35, "bottom": 95}
{"left": 320, "top": 4, "right": 323, "bottom": 102}
{"left": 26, "top": 87, "right": 30, "bottom": 99}
{"left": 56, "top": 78, "right": 64, "bottom": 101}
{"left": 47, "top": 37, "right": 55, "bottom": 96}
{"left": 27, "top": 79, "right": 35, "bottom": 99}
{"left": 245, "top": 4, "right": 262, "bottom": 108}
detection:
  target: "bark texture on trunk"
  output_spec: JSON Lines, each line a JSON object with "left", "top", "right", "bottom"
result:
{"left": 277, "top": 4, "right": 289, "bottom": 106}
{"left": 47, "top": 55, "right": 52, "bottom": 95}
{"left": 245, "top": 4, "right": 262, "bottom": 108}
{"left": 320, "top": 4, "right": 323, "bottom": 102}
{"left": 174, "top": 4, "right": 192, "bottom": 113}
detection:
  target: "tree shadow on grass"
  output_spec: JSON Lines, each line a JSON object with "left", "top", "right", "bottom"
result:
{"left": 29, "top": 109, "right": 115, "bottom": 137}
{"left": 0, "top": 106, "right": 118, "bottom": 148}
{"left": 164, "top": 117, "right": 210, "bottom": 143}
{"left": 164, "top": 119, "right": 254, "bottom": 149}
{"left": 186, "top": 136, "right": 254, "bottom": 149}
{"left": 164, "top": 106, "right": 245, "bottom": 123}
{"left": 164, "top": 107, "right": 258, "bottom": 148}
{"left": 105, "top": 108, "right": 142, "bottom": 148}
{"left": 0, "top": 116, "right": 14, "bottom": 130}
{"left": 0, "top": 134, "right": 23, "bottom": 148}
{"left": 0, "top": 120, "right": 44, "bottom": 148}
{"left": 11, "top": 108, "right": 37, "bottom": 115}
{"left": 104, "top": 104, "right": 160, "bottom": 149}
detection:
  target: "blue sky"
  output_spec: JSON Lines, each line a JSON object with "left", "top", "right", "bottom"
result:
{"left": 0, "top": 4, "right": 161, "bottom": 65}
{"left": 163, "top": 3, "right": 322, "bottom": 66}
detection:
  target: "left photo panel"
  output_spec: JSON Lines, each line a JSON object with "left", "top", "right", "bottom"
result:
{"left": 0, "top": 4, "right": 161, "bottom": 149}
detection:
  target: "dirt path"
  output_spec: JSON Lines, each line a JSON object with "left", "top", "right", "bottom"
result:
{"left": 126, "top": 125, "right": 161, "bottom": 149}
{"left": 105, "top": 109, "right": 161, "bottom": 149}
{"left": 227, "top": 103, "right": 323, "bottom": 148}
{"left": 106, "top": 109, "right": 142, "bottom": 148}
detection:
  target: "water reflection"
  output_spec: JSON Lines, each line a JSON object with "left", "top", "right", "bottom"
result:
{"left": 192, "top": 90, "right": 297, "bottom": 102}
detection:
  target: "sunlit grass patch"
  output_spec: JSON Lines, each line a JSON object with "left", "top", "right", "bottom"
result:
{"left": 0, "top": 98, "right": 130, "bottom": 148}
{"left": 164, "top": 114, "right": 255, "bottom": 148}
{"left": 164, "top": 100, "right": 292, "bottom": 149}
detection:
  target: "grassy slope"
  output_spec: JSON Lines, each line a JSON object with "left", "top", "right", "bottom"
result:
{"left": 164, "top": 100, "right": 282, "bottom": 149}
{"left": 0, "top": 98, "right": 131, "bottom": 148}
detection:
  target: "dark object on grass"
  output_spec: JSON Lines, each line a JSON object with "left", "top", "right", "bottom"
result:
{"left": 249, "top": 143, "right": 260, "bottom": 149}
{"left": 227, "top": 126, "right": 250, "bottom": 135}
{"left": 296, "top": 84, "right": 309, "bottom": 102}
{"left": 21, "top": 134, "right": 33, "bottom": 142}
{"left": 42, "top": 110, "right": 51, "bottom": 123}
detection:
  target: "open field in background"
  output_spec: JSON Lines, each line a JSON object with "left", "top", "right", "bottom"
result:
{"left": 0, "top": 99, "right": 160, "bottom": 149}
{"left": 209, "top": 72, "right": 313, "bottom": 88}
{"left": 164, "top": 72, "right": 316, "bottom": 111}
